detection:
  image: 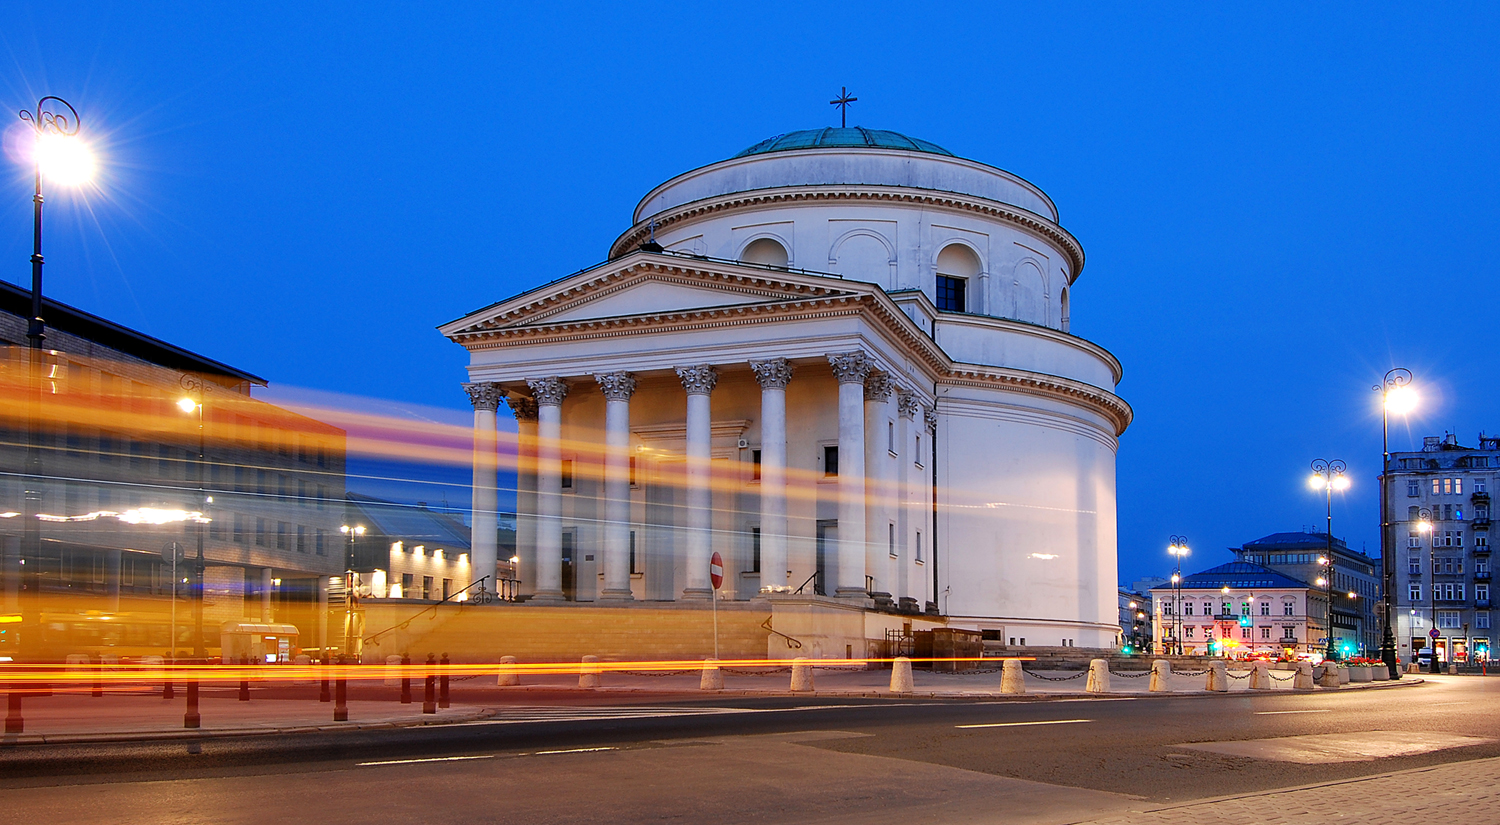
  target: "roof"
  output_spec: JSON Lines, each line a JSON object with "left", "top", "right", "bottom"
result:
{"left": 0, "top": 278, "right": 266, "bottom": 388}
{"left": 346, "top": 493, "right": 471, "bottom": 550}
{"left": 734, "top": 127, "right": 954, "bottom": 158}
{"left": 1242, "top": 531, "right": 1349, "bottom": 550}
{"left": 1154, "top": 561, "right": 1312, "bottom": 592}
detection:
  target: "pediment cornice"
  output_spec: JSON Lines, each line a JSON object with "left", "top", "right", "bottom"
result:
{"left": 945, "top": 364, "right": 1133, "bottom": 435}
{"left": 608, "top": 185, "right": 1086, "bottom": 280}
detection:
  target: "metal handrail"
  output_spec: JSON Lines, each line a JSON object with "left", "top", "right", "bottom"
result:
{"left": 363, "top": 575, "right": 492, "bottom": 645}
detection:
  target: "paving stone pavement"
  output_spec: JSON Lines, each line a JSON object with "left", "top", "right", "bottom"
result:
{"left": 1078, "top": 756, "right": 1500, "bottom": 824}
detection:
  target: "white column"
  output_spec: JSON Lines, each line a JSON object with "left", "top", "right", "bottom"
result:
{"left": 829, "top": 352, "right": 871, "bottom": 600}
{"left": 464, "top": 382, "right": 502, "bottom": 596}
{"left": 676, "top": 365, "right": 718, "bottom": 600}
{"left": 896, "top": 390, "right": 919, "bottom": 603}
{"left": 528, "top": 377, "right": 569, "bottom": 602}
{"left": 925, "top": 407, "right": 938, "bottom": 609}
{"left": 751, "top": 358, "right": 793, "bottom": 592}
{"left": 595, "top": 372, "right": 637, "bottom": 600}
{"left": 864, "top": 373, "right": 894, "bottom": 599}
{"left": 507, "top": 397, "right": 539, "bottom": 597}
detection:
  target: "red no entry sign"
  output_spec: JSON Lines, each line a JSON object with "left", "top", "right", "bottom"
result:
{"left": 709, "top": 552, "right": 724, "bottom": 590}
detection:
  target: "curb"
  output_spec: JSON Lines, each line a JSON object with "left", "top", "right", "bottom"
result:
{"left": 0, "top": 710, "right": 492, "bottom": 747}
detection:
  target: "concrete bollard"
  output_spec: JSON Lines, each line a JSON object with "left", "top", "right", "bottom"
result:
{"left": 1249, "top": 660, "right": 1271, "bottom": 691}
{"left": 1317, "top": 663, "right": 1341, "bottom": 688}
{"left": 1338, "top": 666, "right": 1350, "bottom": 684}
{"left": 889, "top": 656, "right": 914, "bottom": 694}
{"left": 1149, "top": 659, "right": 1172, "bottom": 693}
{"left": 497, "top": 655, "right": 520, "bottom": 687}
{"left": 1350, "top": 665, "right": 1372, "bottom": 683}
{"left": 1206, "top": 661, "right": 1228, "bottom": 692}
{"left": 384, "top": 655, "right": 402, "bottom": 686}
{"left": 1000, "top": 659, "right": 1026, "bottom": 694}
{"left": 1085, "top": 658, "right": 1110, "bottom": 694}
{"left": 790, "top": 657, "right": 815, "bottom": 692}
{"left": 1294, "top": 661, "right": 1315, "bottom": 690}
{"left": 700, "top": 658, "right": 724, "bottom": 691}
{"left": 579, "top": 655, "right": 601, "bottom": 690}
{"left": 1448, "top": 663, "right": 1459, "bottom": 675}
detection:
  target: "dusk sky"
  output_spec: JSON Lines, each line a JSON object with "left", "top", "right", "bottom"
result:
{"left": 4, "top": 4, "right": 1497, "bottom": 587}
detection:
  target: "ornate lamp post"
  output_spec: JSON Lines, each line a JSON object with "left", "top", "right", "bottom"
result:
{"left": 339, "top": 524, "right": 365, "bottom": 658}
{"left": 1168, "top": 536, "right": 1190, "bottom": 655}
{"left": 15, "top": 96, "right": 93, "bottom": 662}
{"left": 1309, "top": 459, "right": 1349, "bottom": 662}
{"left": 1415, "top": 507, "right": 1440, "bottom": 673}
{"left": 1377, "top": 369, "right": 1416, "bottom": 679}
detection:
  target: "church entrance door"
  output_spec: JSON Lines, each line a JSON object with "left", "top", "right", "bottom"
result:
{"left": 815, "top": 521, "right": 837, "bottom": 597}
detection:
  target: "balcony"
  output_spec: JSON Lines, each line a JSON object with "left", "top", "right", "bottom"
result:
{"left": 1473, "top": 491, "right": 1491, "bottom": 504}
{"left": 1476, "top": 545, "right": 1492, "bottom": 555}
{"left": 1479, "top": 599, "right": 1493, "bottom": 609}
{"left": 1477, "top": 570, "right": 1492, "bottom": 582}
{"left": 1475, "top": 517, "right": 1492, "bottom": 529}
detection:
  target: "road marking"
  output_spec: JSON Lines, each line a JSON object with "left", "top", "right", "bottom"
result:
{"left": 956, "top": 718, "right": 1092, "bottom": 729}
{"left": 532, "top": 747, "right": 617, "bottom": 756}
{"left": 1254, "top": 709, "right": 1331, "bottom": 715}
{"left": 359, "top": 755, "right": 496, "bottom": 766}
{"left": 434, "top": 704, "right": 893, "bottom": 729}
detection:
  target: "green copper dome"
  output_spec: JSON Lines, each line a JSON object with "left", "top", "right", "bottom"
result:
{"left": 734, "top": 127, "right": 954, "bottom": 158}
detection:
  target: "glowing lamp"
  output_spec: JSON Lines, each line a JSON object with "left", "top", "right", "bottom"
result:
{"left": 176, "top": 397, "right": 197, "bottom": 413}
{"left": 36, "top": 133, "right": 96, "bottom": 186}
{"left": 1385, "top": 385, "right": 1417, "bottom": 415}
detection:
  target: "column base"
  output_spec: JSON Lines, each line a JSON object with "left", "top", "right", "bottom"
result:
{"left": 834, "top": 587, "right": 871, "bottom": 602}
{"left": 598, "top": 589, "right": 635, "bottom": 601}
{"left": 680, "top": 588, "right": 712, "bottom": 600}
{"left": 529, "top": 590, "right": 566, "bottom": 603}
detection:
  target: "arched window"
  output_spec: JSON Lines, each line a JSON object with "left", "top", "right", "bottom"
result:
{"left": 740, "top": 237, "right": 789, "bottom": 268}
{"left": 935, "top": 244, "right": 980, "bottom": 313}
{"left": 1060, "top": 286, "right": 1071, "bottom": 333}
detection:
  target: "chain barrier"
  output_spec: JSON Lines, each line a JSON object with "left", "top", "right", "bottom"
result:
{"left": 1174, "top": 669, "right": 1209, "bottom": 677}
{"left": 1021, "top": 669, "right": 1088, "bottom": 682}
{"left": 927, "top": 667, "right": 1003, "bottom": 675}
{"left": 1227, "top": 670, "right": 1252, "bottom": 680}
{"left": 721, "top": 667, "right": 792, "bottom": 676}
{"left": 615, "top": 670, "right": 684, "bottom": 678}
{"left": 1114, "top": 670, "right": 1152, "bottom": 678}
{"left": 1268, "top": 671, "right": 1297, "bottom": 682}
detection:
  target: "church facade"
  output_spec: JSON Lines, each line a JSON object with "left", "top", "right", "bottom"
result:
{"left": 442, "top": 127, "right": 1131, "bottom": 649}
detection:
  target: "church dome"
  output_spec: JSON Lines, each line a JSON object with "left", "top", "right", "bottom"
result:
{"left": 734, "top": 127, "right": 954, "bottom": 159}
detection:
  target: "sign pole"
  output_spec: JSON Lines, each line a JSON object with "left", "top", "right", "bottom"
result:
{"left": 709, "top": 551, "right": 724, "bottom": 660}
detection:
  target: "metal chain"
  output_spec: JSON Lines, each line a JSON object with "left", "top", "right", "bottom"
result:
{"left": 615, "top": 670, "right": 682, "bottom": 677}
{"left": 927, "top": 667, "right": 1003, "bottom": 675}
{"left": 1021, "top": 669, "right": 1088, "bottom": 681}
{"left": 1174, "top": 669, "right": 1209, "bottom": 676}
{"left": 1268, "top": 671, "right": 1297, "bottom": 681}
{"left": 721, "top": 667, "right": 792, "bottom": 676}
{"left": 1114, "top": 670, "right": 1152, "bottom": 678}
{"left": 1227, "top": 670, "right": 1252, "bottom": 680}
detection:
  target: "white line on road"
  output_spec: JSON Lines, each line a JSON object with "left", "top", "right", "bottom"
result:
{"left": 956, "top": 719, "right": 1093, "bottom": 729}
{"left": 532, "top": 747, "right": 618, "bottom": 756}
{"left": 1254, "top": 710, "right": 1331, "bottom": 715}
{"left": 358, "top": 755, "right": 497, "bottom": 766}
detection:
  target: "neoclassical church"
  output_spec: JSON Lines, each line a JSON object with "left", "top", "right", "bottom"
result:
{"left": 442, "top": 126, "right": 1132, "bottom": 649}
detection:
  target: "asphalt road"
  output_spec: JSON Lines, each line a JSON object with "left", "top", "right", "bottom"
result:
{"left": 1, "top": 676, "right": 1496, "bottom": 824}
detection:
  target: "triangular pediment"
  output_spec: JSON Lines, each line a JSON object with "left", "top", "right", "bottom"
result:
{"left": 442, "top": 257, "right": 855, "bottom": 337}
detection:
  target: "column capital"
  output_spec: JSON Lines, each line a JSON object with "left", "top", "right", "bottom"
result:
{"left": 828, "top": 351, "right": 872, "bottom": 385}
{"left": 463, "top": 382, "right": 503, "bottom": 412}
{"left": 526, "top": 376, "right": 569, "bottom": 407}
{"left": 863, "top": 372, "right": 894, "bottom": 402}
{"left": 897, "top": 390, "right": 920, "bottom": 419}
{"left": 750, "top": 358, "right": 794, "bottom": 390}
{"left": 675, "top": 364, "right": 719, "bottom": 396}
{"left": 507, "top": 396, "right": 539, "bottom": 422}
{"left": 925, "top": 408, "right": 938, "bottom": 432}
{"left": 593, "top": 371, "right": 638, "bottom": 401}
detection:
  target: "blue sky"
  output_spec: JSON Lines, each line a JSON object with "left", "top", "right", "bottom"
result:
{"left": 4, "top": 4, "right": 1498, "bottom": 586}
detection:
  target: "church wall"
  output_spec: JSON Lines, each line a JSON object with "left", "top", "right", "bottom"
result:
{"left": 935, "top": 318, "right": 1120, "bottom": 390}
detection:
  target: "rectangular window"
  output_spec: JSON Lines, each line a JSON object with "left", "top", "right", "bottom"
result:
{"left": 823, "top": 445, "right": 839, "bottom": 477}
{"left": 317, "top": 484, "right": 327, "bottom": 510}
{"left": 888, "top": 523, "right": 897, "bottom": 558}
{"left": 1241, "top": 627, "right": 1250, "bottom": 639}
{"left": 915, "top": 530, "right": 924, "bottom": 563}
{"left": 1434, "top": 478, "right": 1442, "bottom": 495}
{"left": 750, "top": 527, "right": 761, "bottom": 573}
{"left": 561, "top": 460, "right": 574, "bottom": 490}
{"left": 316, "top": 528, "right": 326, "bottom": 556}
{"left": 887, "top": 421, "right": 896, "bottom": 454}
{"left": 1480, "top": 612, "right": 1492, "bottom": 630}
{"left": 1163, "top": 602, "right": 1173, "bottom": 616}
{"left": 629, "top": 530, "right": 639, "bottom": 574}
{"left": 1284, "top": 603, "right": 1295, "bottom": 616}
{"left": 1410, "top": 583, "right": 1422, "bottom": 602}
{"left": 1478, "top": 584, "right": 1490, "bottom": 600}
{"left": 1438, "top": 610, "right": 1461, "bottom": 629}
{"left": 629, "top": 456, "right": 638, "bottom": 487}
{"left": 1410, "top": 558, "right": 1421, "bottom": 575}
{"left": 1186, "top": 627, "right": 1195, "bottom": 639}
{"left": 255, "top": 518, "right": 266, "bottom": 547}
{"left": 1408, "top": 480, "right": 1421, "bottom": 497}
{"left": 751, "top": 449, "right": 762, "bottom": 481}
{"left": 296, "top": 525, "right": 307, "bottom": 553}
{"left": 1185, "top": 603, "right": 1194, "bottom": 616}
{"left": 442, "top": 579, "right": 451, "bottom": 600}
{"left": 1260, "top": 602, "right": 1270, "bottom": 616}
{"left": 233, "top": 514, "right": 245, "bottom": 544}
{"left": 914, "top": 434, "right": 923, "bottom": 467}
{"left": 422, "top": 576, "right": 433, "bottom": 600}
{"left": 276, "top": 522, "right": 288, "bottom": 550}
{"left": 1260, "top": 626, "right": 1271, "bottom": 639}
{"left": 1456, "top": 478, "right": 1464, "bottom": 495}
{"left": 1478, "top": 480, "right": 1489, "bottom": 493}
{"left": 1444, "top": 478, "right": 1453, "bottom": 495}
{"left": 401, "top": 573, "right": 413, "bottom": 596}
{"left": 935, "top": 275, "right": 967, "bottom": 312}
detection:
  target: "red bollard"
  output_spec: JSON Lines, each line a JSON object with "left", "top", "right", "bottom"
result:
{"left": 400, "top": 653, "right": 411, "bottom": 704}
{"left": 163, "top": 656, "right": 174, "bottom": 700}
{"left": 5, "top": 692, "right": 22, "bottom": 734}
{"left": 319, "top": 651, "right": 331, "bottom": 703}
{"left": 439, "top": 653, "right": 450, "bottom": 709}
{"left": 422, "top": 653, "right": 436, "bottom": 714}
{"left": 184, "top": 674, "right": 200, "bottom": 729}
{"left": 238, "top": 656, "right": 250, "bottom": 702}
{"left": 93, "top": 658, "right": 104, "bottom": 698}
{"left": 334, "top": 654, "right": 348, "bottom": 722}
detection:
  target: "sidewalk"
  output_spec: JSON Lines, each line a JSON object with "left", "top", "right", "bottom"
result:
{"left": 1077, "top": 754, "right": 1500, "bottom": 824}
{"left": 0, "top": 666, "right": 1421, "bottom": 746}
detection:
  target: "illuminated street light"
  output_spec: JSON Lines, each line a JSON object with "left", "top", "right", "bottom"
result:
{"left": 1168, "top": 536, "right": 1189, "bottom": 655}
{"left": 341, "top": 524, "right": 366, "bottom": 658}
{"left": 1377, "top": 368, "right": 1416, "bottom": 679}
{"left": 1309, "top": 459, "right": 1348, "bottom": 662}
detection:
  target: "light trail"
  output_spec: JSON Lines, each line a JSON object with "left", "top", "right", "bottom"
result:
{"left": 955, "top": 719, "right": 1092, "bottom": 729}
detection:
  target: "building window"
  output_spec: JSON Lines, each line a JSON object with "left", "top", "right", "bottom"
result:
{"left": 750, "top": 527, "right": 761, "bottom": 573}
{"left": 560, "top": 460, "right": 574, "bottom": 490}
{"left": 1456, "top": 478, "right": 1464, "bottom": 495}
{"left": 1409, "top": 557, "right": 1421, "bottom": 575}
{"left": 276, "top": 522, "right": 288, "bottom": 550}
{"left": 1260, "top": 602, "right": 1270, "bottom": 616}
{"left": 888, "top": 523, "right": 897, "bottom": 558}
{"left": 296, "top": 525, "right": 307, "bottom": 553}
{"left": 401, "top": 573, "right": 413, "bottom": 596}
{"left": 317, "top": 484, "right": 327, "bottom": 510}
{"left": 255, "top": 518, "right": 266, "bottom": 547}
{"left": 1283, "top": 603, "right": 1295, "bottom": 616}
{"left": 233, "top": 514, "right": 245, "bottom": 544}
{"left": 887, "top": 421, "right": 896, "bottom": 455}
{"left": 751, "top": 449, "right": 761, "bottom": 481}
{"left": 1185, "top": 627, "right": 1195, "bottom": 639}
{"left": 1408, "top": 481, "right": 1420, "bottom": 497}
{"left": 914, "top": 434, "right": 923, "bottom": 467}
{"left": 316, "top": 528, "right": 326, "bottom": 556}
{"left": 823, "top": 445, "right": 839, "bottom": 477}
{"left": 1408, "top": 532, "right": 1421, "bottom": 548}
{"left": 1477, "top": 480, "right": 1489, "bottom": 493}
{"left": 935, "top": 275, "right": 966, "bottom": 312}
{"left": 1260, "top": 626, "right": 1271, "bottom": 639}
{"left": 1438, "top": 610, "right": 1461, "bottom": 629}
{"left": 1478, "top": 584, "right": 1490, "bottom": 601}
{"left": 629, "top": 530, "right": 639, "bottom": 574}
{"left": 422, "top": 576, "right": 433, "bottom": 600}
{"left": 1241, "top": 627, "right": 1250, "bottom": 639}
{"left": 1434, "top": 478, "right": 1442, "bottom": 495}
{"left": 1184, "top": 603, "right": 1193, "bottom": 616}
{"left": 915, "top": 530, "right": 924, "bottom": 563}
{"left": 1162, "top": 602, "right": 1173, "bottom": 616}
{"left": 442, "top": 579, "right": 451, "bottom": 600}
{"left": 1410, "top": 583, "right": 1422, "bottom": 602}
{"left": 1479, "top": 611, "right": 1491, "bottom": 630}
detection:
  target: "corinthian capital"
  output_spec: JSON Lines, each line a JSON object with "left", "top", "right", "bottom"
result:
{"left": 863, "top": 372, "right": 894, "bottom": 402}
{"left": 897, "top": 390, "right": 920, "bottom": 419}
{"left": 463, "top": 382, "right": 502, "bottom": 412}
{"left": 526, "top": 376, "right": 569, "bottom": 407}
{"left": 924, "top": 408, "right": 938, "bottom": 432}
{"left": 828, "top": 351, "right": 872, "bottom": 385}
{"left": 594, "top": 371, "right": 638, "bottom": 402}
{"left": 507, "top": 396, "right": 539, "bottom": 422}
{"left": 675, "top": 365, "right": 719, "bottom": 396}
{"left": 750, "top": 358, "right": 794, "bottom": 390}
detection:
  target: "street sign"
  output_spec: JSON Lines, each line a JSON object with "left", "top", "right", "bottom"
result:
{"left": 709, "top": 552, "right": 724, "bottom": 590}
{"left": 1429, "top": 627, "right": 1441, "bottom": 639}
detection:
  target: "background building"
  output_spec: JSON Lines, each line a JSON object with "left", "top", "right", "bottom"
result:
{"left": 0, "top": 280, "right": 347, "bottom": 657}
{"left": 1389, "top": 433, "right": 1498, "bottom": 664}
{"left": 1117, "top": 587, "right": 1151, "bottom": 652}
{"left": 1234, "top": 531, "right": 1379, "bottom": 656}
{"left": 1150, "top": 561, "right": 1321, "bottom": 658}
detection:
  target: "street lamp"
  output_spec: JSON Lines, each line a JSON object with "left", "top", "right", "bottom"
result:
{"left": 340, "top": 524, "right": 365, "bottom": 658}
{"left": 1309, "top": 459, "right": 1349, "bottom": 662}
{"left": 177, "top": 376, "right": 210, "bottom": 658}
{"left": 1377, "top": 369, "right": 1415, "bottom": 679}
{"left": 15, "top": 97, "right": 94, "bottom": 663}
{"left": 1168, "top": 536, "right": 1190, "bottom": 655}
{"left": 1415, "top": 507, "right": 1441, "bottom": 673}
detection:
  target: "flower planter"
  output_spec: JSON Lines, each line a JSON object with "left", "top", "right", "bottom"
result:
{"left": 1349, "top": 664, "right": 1372, "bottom": 683}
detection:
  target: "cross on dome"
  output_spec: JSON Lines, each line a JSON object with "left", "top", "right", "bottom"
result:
{"left": 830, "top": 86, "right": 857, "bottom": 128}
